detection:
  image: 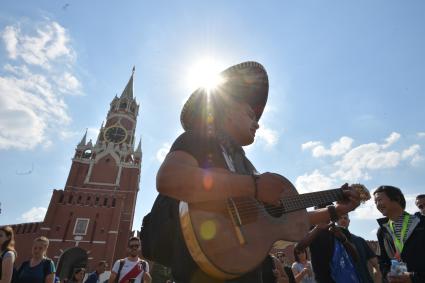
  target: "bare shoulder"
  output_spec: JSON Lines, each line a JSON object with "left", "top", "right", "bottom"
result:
{"left": 160, "top": 150, "right": 199, "bottom": 167}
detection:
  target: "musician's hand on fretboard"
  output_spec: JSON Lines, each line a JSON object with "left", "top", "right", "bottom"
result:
{"left": 335, "top": 183, "right": 361, "bottom": 215}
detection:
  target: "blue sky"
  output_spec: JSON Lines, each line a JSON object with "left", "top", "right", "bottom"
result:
{"left": 0, "top": 1, "right": 424, "bottom": 241}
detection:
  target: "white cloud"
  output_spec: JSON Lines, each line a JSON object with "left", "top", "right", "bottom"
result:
{"left": 417, "top": 132, "right": 425, "bottom": 138}
{"left": 156, "top": 143, "right": 171, "bottom": 162}
{"left": 301, "top": 141, "right": 321, "bottom": 151}
{"left": 311, "top": 136, "right": 354, "bottom": 157}
{"left": 20, "top": 207, "right": 47, "bottom": 222}
{"left": 382, "top": 132, "right": 401, "bottom": 149}
{"left": 401, "top": 144, "right": 423, "bottom": 166}
{"left": 0, "top": 20, "right": 80, "bottom": 150}
{"left": 352, "top": 200, "right": 382, "bottom": 220}
{"left": 2, "top": 25, "right": 18, "bottom": 59}
{"left": 295, "top": 169, "right": 337, "bottom": 193}
{"left": 332, "top": 143, "right": 401, "bottom": 181}
{"left": 300, "top": 132, "right": 419, "bottom": 182}
{"left": 56, "top": 72, "right": 81, "bottom": 94}
{"left": 256, "top": 124, "right": 278, "bottom": 148}
{"left": 2, "top": 21, "right": 73, "bottom": 69}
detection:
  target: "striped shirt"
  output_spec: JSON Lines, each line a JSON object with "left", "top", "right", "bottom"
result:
{"left": 391, "top": 212, "right": 413, "bottom": 243}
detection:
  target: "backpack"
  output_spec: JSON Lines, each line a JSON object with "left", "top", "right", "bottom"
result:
{"left": 140, "top": 194, "right": 179, "bottom": 267}
{"left": 0, "top": 249, "right": 18, "bottom": 283}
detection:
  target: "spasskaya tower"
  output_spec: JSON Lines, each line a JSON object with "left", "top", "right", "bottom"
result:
{"left": 10, "top": 68, "right": 142, "bottom": 280}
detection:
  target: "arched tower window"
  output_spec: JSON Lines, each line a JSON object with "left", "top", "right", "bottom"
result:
{"left": 83, "top": 150, "right": 92, "bottom": 158}
{"left": 119, "top": 102, "right": 127, "bottom": 110}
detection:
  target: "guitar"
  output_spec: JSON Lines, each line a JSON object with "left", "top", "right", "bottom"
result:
{"left": 179, "top": 175, "right": 370, "bottom": 279}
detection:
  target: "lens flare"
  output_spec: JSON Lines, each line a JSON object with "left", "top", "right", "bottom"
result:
{"left": 202, "top": 172, "right": 213, "bottom": 191}
{"left": 200, "top": 220, "right": 217, "bottom": 240}
{"left": 187, "top": 58, "right": 225, "bottom": 92}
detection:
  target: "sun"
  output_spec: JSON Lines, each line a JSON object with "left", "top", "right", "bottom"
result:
{"left": 187, "top": 58, "right": 225, "bottom": 92}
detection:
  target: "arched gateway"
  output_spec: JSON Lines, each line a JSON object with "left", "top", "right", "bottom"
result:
{"left": 56, "top": 247, "right": 88, "bottom": 280}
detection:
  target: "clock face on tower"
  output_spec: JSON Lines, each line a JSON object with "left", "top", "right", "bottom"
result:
{"left": 104, "top": 126, "right": 127, "bottom": 144}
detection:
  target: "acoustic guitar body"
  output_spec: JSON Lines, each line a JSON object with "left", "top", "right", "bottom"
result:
{"left": 179, "top": 176, "right": 309, "bottom": 279}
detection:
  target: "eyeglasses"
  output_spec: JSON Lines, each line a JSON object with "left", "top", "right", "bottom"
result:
{"left": 129, "top": 244, "right": 140, "bottom": 248}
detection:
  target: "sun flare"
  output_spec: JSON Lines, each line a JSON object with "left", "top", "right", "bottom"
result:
{"left": 187, "top": 58, "right": 225, "bottom": 92}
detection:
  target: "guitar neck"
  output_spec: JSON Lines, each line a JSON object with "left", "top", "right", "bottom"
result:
{"left": 280, "top": 188, "right": 344, "bottom": 213}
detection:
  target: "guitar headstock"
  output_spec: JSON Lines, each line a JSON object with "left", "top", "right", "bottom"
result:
{"left": 351, "top": 184, "right": 371, "bottom": 203}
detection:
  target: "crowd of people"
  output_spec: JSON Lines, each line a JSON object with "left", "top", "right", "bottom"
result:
{"left": 264, "top": 189, "right": 424, "bottom": 283}
{"left": 0, "top": 190, "right": 423, "bottom": 283}
{"left": 0, "top": 232, "right": 151, "bottom": 283}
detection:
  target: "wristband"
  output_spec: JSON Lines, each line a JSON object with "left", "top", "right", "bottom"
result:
{"left": 327, "top": 205, "right": 339, "bottom": 223}
{"left": 251, "top": 174, "right": 259, "bottom": 199}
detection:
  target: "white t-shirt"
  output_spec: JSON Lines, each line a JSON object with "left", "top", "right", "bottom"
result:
{"left": 112, "top": 258, "right": 149, "bottom": 283}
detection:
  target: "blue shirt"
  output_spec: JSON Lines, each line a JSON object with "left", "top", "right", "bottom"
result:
{"left": 17, "top": 258, "right": 55, "bottom": 283}
{"left": 84, "top": 272, "right": 99, "bottom": 283}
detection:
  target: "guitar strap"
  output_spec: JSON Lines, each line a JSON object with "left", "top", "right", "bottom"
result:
{"left": 220, "top": 144, "right": 258, "bottom": 175}
{"left": 220, "top": 144, "right": 236, "bottom": 172}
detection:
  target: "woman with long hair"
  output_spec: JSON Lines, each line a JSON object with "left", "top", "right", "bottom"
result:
{"left": 0, "top": 226, "right": 16, "bottom": 283}
{"left": 292, "top": 248, "right": 316, "bottom": 283}
{"left": 67, "top": 268, "right": 85, "bottom": 283}
{"left": 16, "top": 236, "right": 55, "bottom": 283}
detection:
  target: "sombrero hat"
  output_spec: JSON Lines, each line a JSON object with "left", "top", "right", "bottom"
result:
{"left": 180, "top": 61, "right": 269, "bottom": 131}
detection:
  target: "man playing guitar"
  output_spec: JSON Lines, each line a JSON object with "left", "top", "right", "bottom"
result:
{"left": 156, "top": 61, "right": 361, "bottom": 283}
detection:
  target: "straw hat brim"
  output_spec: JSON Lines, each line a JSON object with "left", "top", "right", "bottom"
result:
{"left": 180, "top": 61, "right": 269, "bottom": 131}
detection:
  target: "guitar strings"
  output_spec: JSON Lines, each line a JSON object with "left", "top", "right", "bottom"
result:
{"left": 225, "top": 192, "right": 343, "bottom": 218}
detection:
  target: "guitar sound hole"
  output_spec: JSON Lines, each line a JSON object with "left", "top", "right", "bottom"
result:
{"left": 264, "top": 203, "right": 284, "bottom": 218}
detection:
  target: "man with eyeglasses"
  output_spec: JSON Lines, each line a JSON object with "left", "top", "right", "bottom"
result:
{"left": 108, "top": 237, "right": 151, "bottom": 283}
{"left": 415, "top": 194, "right": 425, "bottom": 216}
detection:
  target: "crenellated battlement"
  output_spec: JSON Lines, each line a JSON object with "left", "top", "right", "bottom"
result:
{"left": 52, "top": 189, "right": 119, "bottom": 208}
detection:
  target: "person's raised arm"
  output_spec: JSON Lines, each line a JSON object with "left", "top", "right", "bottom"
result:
{"left": 295, "top": 223, "right": 331, "bottom": 250}
{"left": 157, "top": 151, "right": 285, "bottom": 204}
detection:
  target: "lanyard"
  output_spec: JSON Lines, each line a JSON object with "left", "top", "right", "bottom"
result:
{"left": 388, "top": 214, "right": 410, "bottom": 255}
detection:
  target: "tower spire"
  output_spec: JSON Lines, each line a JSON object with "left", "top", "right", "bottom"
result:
{"left": 78, "top": 128, "right": 88, "bottom": 147}
{"left": 134, "top": 137, "right": 142, "bottom": 160}
{"left": 135, "top": 138, "right": 141, "bottom": 153}
{"left": 120, "top": 67, "right": 135, "bottom": 99}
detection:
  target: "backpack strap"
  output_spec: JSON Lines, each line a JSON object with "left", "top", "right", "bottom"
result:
{"left": 115, "top": 259, "right": 126, "bottom": 283}
{"left": 140, "top": 260, "right": 147, "bottom": 272}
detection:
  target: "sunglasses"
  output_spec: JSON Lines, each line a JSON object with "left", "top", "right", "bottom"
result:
{"left": 129, "top": 244, "right": 140, "bottom": 248}
{"left": 418, "top": 204, "right": 424, "bottom": 209}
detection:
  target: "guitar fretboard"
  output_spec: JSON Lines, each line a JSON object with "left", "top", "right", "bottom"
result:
{"left": 280, "top": 188, "right": 343, "bottom": 213}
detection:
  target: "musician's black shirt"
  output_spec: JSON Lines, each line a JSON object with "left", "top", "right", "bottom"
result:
{"left": 168, "top": 131, "right": 263, "bottom": 283}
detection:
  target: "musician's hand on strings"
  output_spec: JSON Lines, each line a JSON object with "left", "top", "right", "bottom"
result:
{"left": 335, "top": 183, "right": 361, "bottom": 215}
{"left": 256, "top": 172, "right": 285, "bottom": 205}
